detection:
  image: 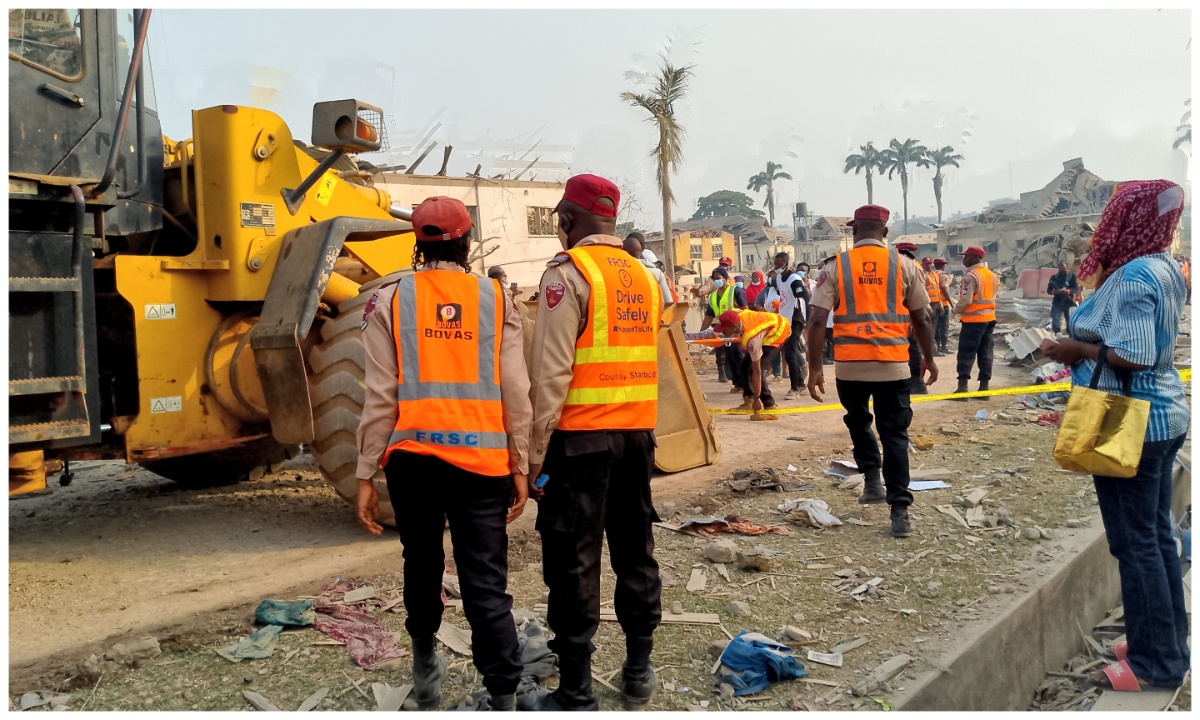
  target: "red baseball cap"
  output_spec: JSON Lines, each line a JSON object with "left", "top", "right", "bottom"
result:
{"left": 921, "top": 257, "right": 934, "bottom": 264}
{"left": 411, "top": 196, "right": 474, "bottom": 241}
{"left": 895, "top": 242, "right": 918, "bottom": 253}
{"left": 961, "top": 246, "right": 987, "bottom": 259}
{"left": 719, "top": 257, "right": 733, "bottom": 267}
{"left": 713, "top": 310, "right": 742, "bottom": 334}
{"left": 559, "top": 173, "right": 620, "bottom": 218}
{"left": 847, "top": 204, "right": 890, "bottom": 226}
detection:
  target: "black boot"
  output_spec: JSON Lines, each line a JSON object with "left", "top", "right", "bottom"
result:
{"left": 620, "top": 636, "right": 656, "bottom": 710}
{"left": 911, "top": 376, "right": 928, "bottom": 395}
{"left": 411, "top": 636, "right": 448, "bottom": 710}
{"left": 517, "top": 652, "right": 598, "bottom": 712}
{"left": 974, "top": 380, "right": 990, "bottom": 400}
{"left": 952, "top": 379, "right": 969, "bottom": 401}
{"left": 716, "top": 350, "right": 728, "bottom": 384}
{"left": 858, "top": 471, "right": 886, "bottom": 505}
{"left": 890, "top": 505, "right": 914, "bottom": 538}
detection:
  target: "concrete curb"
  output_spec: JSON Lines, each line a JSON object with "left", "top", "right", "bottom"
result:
{"left": 894, "top": 465, "right": 1190, "bottom": 711}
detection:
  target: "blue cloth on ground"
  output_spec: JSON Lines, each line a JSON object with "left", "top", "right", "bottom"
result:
{"left": 255, "top": 599, "right": 315, "bottom": 627}
{"left": 714, "top": 631, "right": 807, "bottom": 696}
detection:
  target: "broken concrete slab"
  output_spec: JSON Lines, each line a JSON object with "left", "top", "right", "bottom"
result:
{"left": 342, "top": 586, "right": 377, "bottom": 604}
{"left": 851, "top": 654, "right": 912, "bottom": 697}
{"left": 704, "top": 539, "right": 738, "bottom": 564}
{"left": 724, "top": 601, "right": 751, "bottom": 617}
{"left": 105, "top": 637, "right": 161, "bottom": 665}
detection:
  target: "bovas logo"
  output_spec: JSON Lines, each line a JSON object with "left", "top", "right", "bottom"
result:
{"left": 425, "top": 303, "right": 473, "bottom": 340}
{"left": 436, "top": 303, "right": 463, "bottom": 329}
{"left": 858, "top": 261, "right": 884, "bottom": 286}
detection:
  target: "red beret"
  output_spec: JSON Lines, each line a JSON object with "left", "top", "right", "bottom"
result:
{"left": 713, "top": 310, "right": 742, "bottom": 334}
{"left": 559, "top": 173, "right": 620, "bottom": 218}
{"left": 411, "top": 196, "right": 474, "bottom": 242}
{"left": 848, "top": 204, "right": 890, "bottom": 226}
{"left": 961, "top": 246, "right": 987, "bottom": 259}
{"left": 933, "top": 258, "right": 948, "bottom": 266}
{"left": 895, "top": 242, "right": 918, "bottom": 253}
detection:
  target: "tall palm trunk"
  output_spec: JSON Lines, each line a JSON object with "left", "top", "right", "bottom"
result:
{"left": 660, "top": 156, "right": 674, "bottom": 276}
{"left": 900, "top": 170, "right": 909, "bottom": 234}
{"left": 866, "top": 169, "right": 874, "bottom": 204}
{"left": 933, "top": 172, "right": 944, "bottom": 223}
{"left": 766, "top": 184, "right": 775, "bottom": 227}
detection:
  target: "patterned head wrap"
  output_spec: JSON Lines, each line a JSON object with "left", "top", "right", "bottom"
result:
{"left": 1079, "top": 180, "right": 1184, "bottom": 283}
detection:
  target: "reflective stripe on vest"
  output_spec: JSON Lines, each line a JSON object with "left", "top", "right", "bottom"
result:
{"left": 961, "top": 266, "right": 998, "bottom": 323}
{"left": 708, "top": 285, "right": 734, "bottom": 316}
{"left": 559, "top": 244, "right": 661, "bottom": 432}
{"left": 383, "top": 271, "right": 509, "bottom": 476}
{"left": 737, "top": 309, "right": 790, "bottom": 348}
{"left": 924, "top": 268, "right": 944, "bottom": 305}
{"left": 831, "top": 246, "right": 910, "bottom": 362}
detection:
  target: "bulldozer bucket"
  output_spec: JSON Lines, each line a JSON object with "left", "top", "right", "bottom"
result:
{"left": 519, "top": 300, "right": 720, "bottom": 473}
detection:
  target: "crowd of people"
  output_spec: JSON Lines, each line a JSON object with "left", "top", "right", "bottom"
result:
{"left": 351, "top": 173, "right": 1190, "bottom": 710}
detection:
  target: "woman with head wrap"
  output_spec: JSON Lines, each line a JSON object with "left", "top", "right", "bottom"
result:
{"left": 1041, "top": 180, "right": 1190, "bottom": 692}
{"left": 745, "top": 270, "right": 767, "bottom": 308}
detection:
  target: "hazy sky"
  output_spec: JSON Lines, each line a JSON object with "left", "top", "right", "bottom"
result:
{"left": 149, "top": 8, "right": 1191, "bottom": 228}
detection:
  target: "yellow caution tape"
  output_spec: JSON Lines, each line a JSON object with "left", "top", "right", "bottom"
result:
{"left": 708, "top": 368, "right": 1192, "bottom": 416}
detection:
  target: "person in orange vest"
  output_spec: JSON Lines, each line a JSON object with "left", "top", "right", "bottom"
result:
{"left": 805, "top": 205, "right": 938, "bottom": 538}
{"left": 355, "top": 196, "right": 532, "bottom": 711}
{"left": 951, "top": 246, "right": 1001, "bottom": 398}
{"left": 524, "top": 174, "right": 664, "bottom": 712}
{"left": 931, "top": 258, "right": 953, "bottom": 354}
{"left": 711, "top": 308, "right": 791, "bottom": 415}
{"left": 1178, "top": 255, "right": 1191, "bottom": 305}
{"left": 919, "top": 257, "right": 946, "bottom": 361}
{"left": 895, "top": 242, "right": 929, "bottom": 394}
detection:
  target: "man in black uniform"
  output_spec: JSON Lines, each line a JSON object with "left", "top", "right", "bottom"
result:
{"left": 523, "top": 174, "right": 664, "bottom": 712}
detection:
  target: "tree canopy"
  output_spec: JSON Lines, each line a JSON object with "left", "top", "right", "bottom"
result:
{"left": 691, "top": 190, "right": 764, "bottom": 220}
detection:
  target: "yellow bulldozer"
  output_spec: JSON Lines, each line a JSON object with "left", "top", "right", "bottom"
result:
{"left": 8, "top": 8, "right": 718, "bottom": 522}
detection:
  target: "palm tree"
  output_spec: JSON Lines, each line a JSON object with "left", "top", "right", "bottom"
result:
{"left": 1174, "top": 98, "right": 1191, "bottom": 153}
{"left": 878, "top": 138, "right": 930, "bottom": 234}
{"left": 746, "top": 161, "right": 793, "bottom": 227}
{"left": 843, "top": 142, "right": 883, "bottom": 204}
{"left": 925, "top": 145, "right": 964, "bottom": 224}
{"left": 622, "top": 58, "right": 694, "bottom": 275}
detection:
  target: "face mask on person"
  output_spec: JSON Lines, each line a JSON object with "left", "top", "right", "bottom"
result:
{"left": 713, "top": 279, "right": 725, "bottom": 289}
{"left": 735, "top": 281, "right": 744, "bottom": 289}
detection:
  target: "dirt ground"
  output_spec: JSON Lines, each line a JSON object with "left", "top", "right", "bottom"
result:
{"left": 11, "top": 333, "right": 1125, "bottom": 711}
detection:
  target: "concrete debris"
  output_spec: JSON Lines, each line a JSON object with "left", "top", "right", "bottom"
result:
{"left": 828, "top": 636, "right": 869, "bottom": 655}
{"left": 19, "top": 692, "right": 49, "bottom": 710}
{"left": 783, "top": 626, "right": 812, "bottom": 642}
{"left": 1066, "top": 519, "right": 1082, "bottom": 528}
{"left": 1021, "top": 528, "right": 1042, "bottom": 541}
{"left": 671, "top": 601, "right": 685, "bottom": 615}
{"left": 705, "top": 540, "right": 739, "bottom": 564}
{"left": 737, "top": 548, "right": 773, "bottom": 573}
{"left": 837, "top": 476, "right": 865, "bottom": 493}
{"left": 709, "top": 639, "right": 731, "bottom": 659}
{"left": 963, "top": 488, "right": 989, "bottom": 508}
{"left": 342, "top": 586, "right": 377, "bottom": 604}
{"left": 850, "top": 654, "right": 912, "bottom": 697}
{"left": 724, "top": 601, "right": 752, "bottom": 617}
{"left": 918, "top": 581, "right": 942, "bottom": 599}
{"left": 105, "top": 636, "right": 162, "bottom": 666}
{"left": 687, "top": 568, "right": 708, "bottom": 593}
{"left": 436, "top": 621, "right": 473, "bottom": 656}
{"left": 660, "top": 569, "right": 677, "bottom": 587}
{"left": 371, "top": 682, "right": 412, "bottom": 712}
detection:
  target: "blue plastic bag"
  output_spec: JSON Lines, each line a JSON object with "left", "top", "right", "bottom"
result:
{"left": 255, "top": 599, "right": 315, "bottom": 627}
{"left": 715, "top": 631, "right": 807, "bottom": 696}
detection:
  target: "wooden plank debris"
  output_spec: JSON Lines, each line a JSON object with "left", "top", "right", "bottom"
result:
{"left": 297, "top": 687, "right": 329, "bottom": 712}
{"left": 242, "top": 691, "right": 281, "bottom": 712}
{"left": 807, "top": 650, "right": 844, "bottom": 668}
{"left": 371, "top": 682, "right": 412, "bottom": 712}
{"left": 342, "top": 586, "right": 376, "bottom": 603}
{"left": 437, "top": 621, "right": 473, "bottom": 656}
{"left": 714, "top": 563, "right": 730, "bottom": 582}
{"left": 828, "top": 636, "right": 869, "bottom": 655}
{"left": 686, "top": 568, "right": 707, "bottom": 593}
{"left": 935, "top": 505, "right": 971, "bottom": 529}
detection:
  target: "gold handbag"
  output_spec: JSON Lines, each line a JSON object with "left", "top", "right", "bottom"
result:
{"left": 1053, "top": 345, "right": 1150, "bottom": 478}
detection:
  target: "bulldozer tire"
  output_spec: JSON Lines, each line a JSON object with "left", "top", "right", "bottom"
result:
{"left": 307, "top": 274, "right": 400, "bottom": 526}
{"left": 139, "top": 438, "right": 297, "bottom": 488}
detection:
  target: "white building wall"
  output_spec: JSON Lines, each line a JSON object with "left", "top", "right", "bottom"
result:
{"left": 371, "top": 174, "right": 566, "bottom": 288}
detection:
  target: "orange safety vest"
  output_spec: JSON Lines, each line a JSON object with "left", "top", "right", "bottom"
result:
{"left": 831, "top": 245, "right": 911, "bottom": 363}
{"left": 935, "top": 270, "right": 951, "bottom": 307}
{"left": 961, "top": 266, "right": 999, "bottom": 323}
{"left": 664, "top": 272, "right": 679, "bottom": 304}
{"left": 383, "top": 270, "right": 509, "bottom": 477}
{"left": 735, "top": 309, "right": 790, "bottom": 348}
{"left": 558, "top": 244, "right": 662, "bottom": 432}
{"left": 924, "top": 268, "right": 944, "bottom": 305}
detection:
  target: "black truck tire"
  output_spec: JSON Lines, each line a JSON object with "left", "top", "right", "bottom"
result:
{"left": 307, "top": 275, "right": 399, "bottom": 525}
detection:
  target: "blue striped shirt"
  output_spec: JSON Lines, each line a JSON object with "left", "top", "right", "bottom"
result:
{"left": 1068, "top": 253, "right": 1190, "bottom": 442}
